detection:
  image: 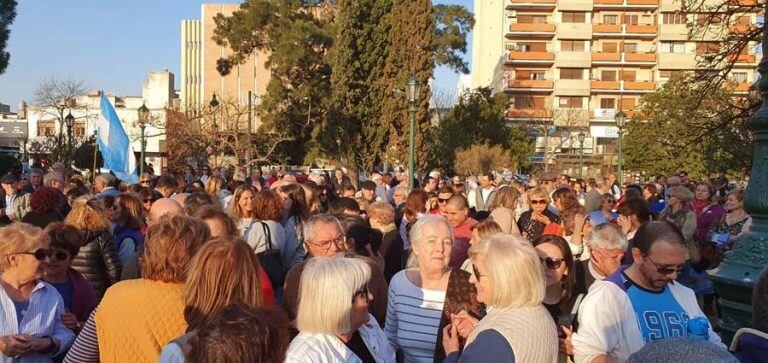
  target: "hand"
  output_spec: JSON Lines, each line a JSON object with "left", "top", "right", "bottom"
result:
{"left": 617, "top": 215, "right": 632, "bottom": 235}
{"left": 19, "top": 336, "right": 51, "bottom": 354}
{"left": 60, "top": 312, "right": 79, "bottom": 332}
{"left": 451, "top": 311, "right": 479, "bottom": 339}
{"left": 442, "top": 324, "right": 460, "bottom": 356}
{"left": 558, "top": 326, "right": 574, "bottom": 355}
{"left": 574, "top": 214, "right": 586, "bottom": 232}
{"left": 533, "top": 212, "right": 551, "bottom": 225}
{"left": 0, "top": 335, "right": 30, "bottom": 357}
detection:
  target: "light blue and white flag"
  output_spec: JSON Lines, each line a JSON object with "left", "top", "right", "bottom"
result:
{"left": 97, "top": 92, "right": 138, "bottom": 184}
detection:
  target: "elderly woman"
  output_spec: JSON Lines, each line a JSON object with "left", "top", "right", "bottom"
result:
{"left": 63, "top": 216, "right": 210, "bottom": 363}
{"left": 443, "top": 233, "right": 558, "bottom": 363}
{"left": 488, "top": 186, "right": 522, "bottom": 235}
{"left": 368, "top": 201, "right": 403, "bottom": 282}
{"left": 285, "top": 257, "right": 394, "bottom": 363}
{"left": 159, "top": 236, "right": 266, "bottom": 362}
{"left": 587, "top": 193, "right": 619, "bottom": 226}
{"left": 517, "top": 187, "right": 560, "bottom": 241}
{"left": 0, "top": 223, "right": 75, "bottom": 361}
{"left": 710, "top": 188, "right": 751, "bottom": 248}
{"left": 64, "top": 197, "right": 122, "bottom": 300}
{"left": 42, "top": 223, "right": 97, "bottom": 334}
{"left": 659, "top": 186, "right": 698, "bottom": 262}
{"left": 385, "top": 215, "right": 485, "bottom": 362}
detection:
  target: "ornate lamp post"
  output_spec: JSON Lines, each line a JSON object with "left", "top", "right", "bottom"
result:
{"left": 709, "top": 39, "right": 768, "bottom": 341}
{"left": 614, "top": 110, "right": 627, "bottom": 186}
{"left": 64, "top": 112, "right": 75, "bottom": 166}
{"left": 405, "top": 75, "right": 421, "bottom": 191}
{"left": 209, "top": 93, "right": 220, "bottom": 130}
{"left": 578, "top": 131, "right": 586, "bottom": 179}
{"left": 137, "top": 103, "right": 150, "bottom": 175}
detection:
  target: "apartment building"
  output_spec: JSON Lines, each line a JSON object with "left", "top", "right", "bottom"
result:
{"left": 472, "top": 0, "right": 760, "bottom": 169}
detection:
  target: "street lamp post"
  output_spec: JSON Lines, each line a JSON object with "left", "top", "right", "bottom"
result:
{"left": 614, "top": 110, "right": 627, "bottom": 186}
{"left": 405, "top": 75, "right": 421, "bottom": 191}
{"left": 137, "top": 103, "right": 150, "bottom": 176}
{"left": 209, "top": 93, "right": 220, "bottom": 130}
{"left": 578, "top": 132, "right": 586, "bottom": 179}
{"left": 65, "top": 112, "right": 75, "bottom": 167}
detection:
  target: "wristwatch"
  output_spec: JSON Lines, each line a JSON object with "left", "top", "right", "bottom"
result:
{"left": 41, "top": 337, "right": 56, "bottom": 354}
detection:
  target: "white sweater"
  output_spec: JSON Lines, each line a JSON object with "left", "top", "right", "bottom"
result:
{"left": 285, "top": 314, "right": 394, "bottom": 363}
{"left": 572, "top": 274, "right": 723, "bottom": 362}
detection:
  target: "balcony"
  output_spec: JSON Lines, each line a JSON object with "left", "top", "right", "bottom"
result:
{"left": 729, "top": 0, "right": 758, "bottom": 5}
{"left": 623, "top": 81, "right": 656, "bottom": 91}
{"left": 729, "top": 25, "right": 754, "bottom": 34}
{"left": 594, "top": 0, "right": 658, "bottom": 8}
{"left": 729, "top": 54, "right": 757, "bottom": 63}
{"left": 592, "top": 52, "right": 621, "bottom": 62}
{"left": 591, "top": 52, "right": 656, "bottom": 65}
{"left": 590, "top": 81, "right": 621, "bottom": 90}
{"left": 506, "top": 108, "right": 553, "bottom": 119}
{"left": 626, "top": 25, "right": 658, "bottom": 35}
{"left": 507, "top": 0, "right": 556, "bottom": 10}
{"left": 557, "top": 23, "right": 592, "bottom": 40}
{"left": 555, "top": 80, "right": 591, "bottom": 96}
{"left": 556, "top": 51, "right": 592, "bottom": 67}
{"left": 505, "top": 80, "right": 554, "bottom": 92}
{"left": 658, "top": 53, "right": 696, "bottom": 69}
{"left": 558, "top": 0, "right": 593, "bottom": 11}
{"left": 659, "top": 24, "right": 688, "bottom": 41}
{"left": 625, "top": 53, "right": 656, "bottom": 62}
{"left": 727, "top": 82, "right": 751, "bottom": 93}
{"left": 507, "top": 51, "right": 556, "bottom": 65}
{"left": 507, "top": 23, "right": 556, "bottom": 38}
{"left": 593, "top": 24, "right": 622, "bottom": 35}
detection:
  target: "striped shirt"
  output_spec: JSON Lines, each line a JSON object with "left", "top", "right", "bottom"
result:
{"left": 62, "top": 307, "right": 98, "bottom": 362}
{"left": 0, "top": 280, "right": 75, "bottom": 363}
{"left": 385, "top": 270, "right": 445, "bottom": 363}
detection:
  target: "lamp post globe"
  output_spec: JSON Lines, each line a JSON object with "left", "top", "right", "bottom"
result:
{"left": 405, "top": 75, "right": 421, "bottom": 191}
{"left": 137, "top": 102, "right": 150, "bottom": 175}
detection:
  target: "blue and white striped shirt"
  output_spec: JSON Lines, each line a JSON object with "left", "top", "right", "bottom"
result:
{"left": 0, "top": 280, "right": 75, "bottom": 363}
{"left": 385, "top": 270, "right": 445, "bottom": 363}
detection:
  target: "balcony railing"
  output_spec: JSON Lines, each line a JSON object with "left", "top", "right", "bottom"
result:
{"left": 594, "top": 0, "right": 623, "bottom": 4}
{"left": 509, "top": 23, "right": 556, "bottom": 32}
{"left": 729, "top": 0, "right": 758, "bottom": 5}
{"left": 590, "top": 81, "right": 621, "bottom": 90}
{"left": 729, "top": 25, "right": 754, "bottom": 34}
{"left": 508, "top": 51, "right": 556, "bottom": 61}
{"left": 625, "top": 53, "right": 656, "bottom": 62}
{"left": 590, "top": 81, "right": 656, "bottom": 92}
{"left": 592, "top": 52, "right": 621, "bottom": 61}
{"left": 627, "top": 0, "right": 659, "bottom": 4}
{"left": 507, "top": 108, "right": 553, "bottom": 118}
{"left": 508, "top": 80, "right": 554, "bottom": 88}
{"left": 593, "top": 24, "right": 622, "bottom": 33}
{"left": 626, "top": 25, "right": 658, "bottom": 34}
{"left": 624, "top": 81, "right": 656, "bottom": 90}
{"left": 728, "top": 54, "right": 757, "bottom": 63}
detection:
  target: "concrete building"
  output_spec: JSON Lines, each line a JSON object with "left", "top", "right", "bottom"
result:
{"left": 24, "top": 70, "right": 177, "bottom": 168}
{"left": 180, "top": 3, "right": 271, "bottom": 110}
{"left": 472, "top": 0, "right": 760, "bottom": 172}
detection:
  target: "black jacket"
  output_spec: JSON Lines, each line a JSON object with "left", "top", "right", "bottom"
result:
{"left": 71, "top": 229, "right": 122, "bottom": 300}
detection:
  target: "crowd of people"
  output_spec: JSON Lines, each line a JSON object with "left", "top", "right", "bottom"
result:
{"left": 0, "top": 161, "right": 765, "bottom": 363}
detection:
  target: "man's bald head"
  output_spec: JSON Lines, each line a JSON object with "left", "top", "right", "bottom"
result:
{"left": 148, "top": 198, "right": 185, "bottom": 224}
{"left": 170, "top": 192, "right": 189, "bottom": 207}
{"left": 446, "top": 194, "right": 469, "bottom": 210}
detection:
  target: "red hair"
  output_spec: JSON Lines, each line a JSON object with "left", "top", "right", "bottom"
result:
{"left": 30, "top": 187, "right": 60, "bottom": 213}
{"left": 252, "top": 190, "right": 283, "bottom": 222}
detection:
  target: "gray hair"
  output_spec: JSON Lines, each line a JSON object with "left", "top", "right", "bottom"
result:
{"left": 628, "top": 337, "right": 736, "bottom": 363}
{"left": 407, "top": 214, "right": 453, "bottom": 268}
{"left": 43, "top": 172, "right": 64, "bottom": 187}
{"left": 302, "top": 214, "right": 343, "bottom": 243}
{"left": 589, "top": 224, "right": 628, "bottom": 251}
{"left": 95, "top": 173, "right": 115, "bottom": 186}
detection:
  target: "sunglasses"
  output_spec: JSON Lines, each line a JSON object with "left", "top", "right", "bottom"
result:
{"left": 438, "top": 197, "right": 450, "bottom": 204}
{"left": 143, "top": 198, "right": 155, "bottom": 204}
{"left": 15, "top": 248, "right": 53, "bottom": 261}
{"left": 645, "top": 255, "right": 684, "bottom": 276}
{"left": 353, "top": 285, "right": 371, "bottom": 303}
{"left": 531, "top": 199, "right": 548, "bottom": 205}
{"left": 472, "top": 264, "right": 487, "bottom": 280}
{"left": 541, "top": 256, "right": 564, "bottom": 270}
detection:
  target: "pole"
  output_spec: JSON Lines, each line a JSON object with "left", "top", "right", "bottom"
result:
{"left": 247, "top": 90, "right": 252, "bottom": 165}
{"left": 139, "top": 124, "right": 146, "bottom": 175}
{"left": 579, "top": 139, "right": 584, "bottom": 179}
{"left": 617, "top": 127, "right": 623, "bottom": 187}
{"left": 408, "top": 107, "right": 416, "bottom": 191}
{"left": 67, "top": 126, "right": 72, "bottom": 168}
{"left": 92, "top": 130, "right": 98, "bottom": 184}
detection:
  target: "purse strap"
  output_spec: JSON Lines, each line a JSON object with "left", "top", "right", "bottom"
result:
{"left": 259, "top": 221, "right": 274, "bottom": 251}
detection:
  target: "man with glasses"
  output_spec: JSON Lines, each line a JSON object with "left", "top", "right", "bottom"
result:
{"left": 573, "top": 221, "right": 723, "bottom": 362}
{"left": 281, "top": 214, "right": 388, "bottom": 325}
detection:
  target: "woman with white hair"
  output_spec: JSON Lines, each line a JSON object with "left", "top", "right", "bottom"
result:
{"left": 385, "top": 215, "right": 484, "bottom": 363}
{"left": 285, "top": 257, "right": 394, "bottom": 363}
{"left": 442, "top": 233, "right": 558, "bottom": 363}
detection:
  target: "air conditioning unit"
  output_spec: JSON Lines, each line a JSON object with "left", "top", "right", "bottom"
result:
{"left": 643, "top": 10, "right": 652, "bottom": 16}
{"left": 506, "top": 43, "right": 517, "bottom": 50}
{"left": 508, "top": 10, "right": 517, "bottom": 18}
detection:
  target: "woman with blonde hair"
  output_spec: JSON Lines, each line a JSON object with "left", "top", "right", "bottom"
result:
{"left": 488, "top": 186, "right": 522, "bottom": 235}
{"left": 64, "top": 215, "right": 210, "bottom": 363}
{"left": 517, "top": 187, "right": 560, "bottom": 241}
{"left": 64, "top": 197, "right": 122, "bottom": 300}
{"left": 108, "top": 193, "right": 145, "bottom": 266}
{"left": 204, "top": 176, "right": 224, "bottom": 204}
{"left": 285, "top": 257, "right": 394, "bottom": 362}
{"left": 443, "top": 233, "right": 558, "bottom": 363}
{"left": 0, "top": 223, "right": 75, "bottom": 361}
{"left": 159, "top": 236, "right": 266, "bottom": 361}
{"left": 460, "top": 220, "right": 502, "bottom": 274}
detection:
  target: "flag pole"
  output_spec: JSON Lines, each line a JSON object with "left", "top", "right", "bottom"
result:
{"left": 92, "top": 130, "right": 98, "bottom": 183}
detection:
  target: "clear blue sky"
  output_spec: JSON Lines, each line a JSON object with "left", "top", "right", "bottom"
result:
{"left": 0, "top": 0, "right": 472, "bottom": 112}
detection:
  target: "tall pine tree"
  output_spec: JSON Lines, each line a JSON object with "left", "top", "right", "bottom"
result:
{"left": 378, "top": 0, "right": 434, "bottom": 171}
{"left": 0, "top": 0, "right": 17, "bottom": 74}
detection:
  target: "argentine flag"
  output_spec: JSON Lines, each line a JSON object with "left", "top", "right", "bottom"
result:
{"left": 97, "top": 92, "right": 138, "bottom": 184}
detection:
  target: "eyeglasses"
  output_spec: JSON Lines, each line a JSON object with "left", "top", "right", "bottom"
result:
{"left": 531, "top": 199, "right": 548, "bottom": 205}
{"left": 353, "top": 285, "right": 371, "bottom": 303}
{"left": 143, "top": 198, "right": 155, "bottom": 204}
{"left": 644, "top": 254, "right": 684, "bottom": 276}
{"left": 438, "top": 197, "right": 450, "bottom": 204}
{"left": 606, "top": 200, "right": 616, "bottom": 204}
{"left": 14, "top": 248, "right": 52, "bottom": 261}
{"left": 305, "top": 236, "right": 346, "bottom": 251}
{"left": 540, "top": 256, "right": 564, "bottom": 270}
{"left": 472, "top": 264, "right": 487, "bottom": 280}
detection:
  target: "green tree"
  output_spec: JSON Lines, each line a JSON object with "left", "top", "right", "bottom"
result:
{"left": 428, "top": 88, "right": 532, "bottom": 173}
{"left": 623, "top": 75, "right": 752, "bottom": 178}
{"left": 0, "top": 0, "right": 16, "bottom": 74}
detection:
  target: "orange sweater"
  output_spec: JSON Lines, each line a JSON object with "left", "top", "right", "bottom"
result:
{"left": 95, "top": 279, "right": 186, "bottom": 363}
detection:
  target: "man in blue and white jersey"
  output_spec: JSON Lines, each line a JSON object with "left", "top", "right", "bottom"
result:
{"left": 572, "top": 221, "right": 723, "bottom": 362}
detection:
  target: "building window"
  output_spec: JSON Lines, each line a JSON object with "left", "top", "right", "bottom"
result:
{"left": 603, "top": 15, "right": 619, "bottom": 24}
{"left": 559, "top": 96, "right": 584, "bottom": 108}
{"left": 663, "top": 13, "right": 687, "bottom": 24}
{"left": 621, "top": 70, "right": 637, "bottom": 82}
{"left": 623, "top": 43, "right": 638, "bottom": 53}
{"left": 515, "top": 70, "right": 546, "bottom": 80}
{"left": 516, "top": 42, "right": 546, "bottom": 52}
{"left": 660, "top": 70, "right": 684, "bottom": 78}
{"left": 74, "top": 122, "right": 86, "bottom": 138}
{"left": 561, "top": 40, "right": 585, "bottom": 51}
{"left": 603, "top": 42, "right": 618, "bottom": 53}
{"left": 624, "top": 14, "right": 639, "bottom": 25}
{"left": 518, "top": 15, "right": 548, "bottom": 23}
{"left": 660, "top": 42, "right": 686, "bottom": 53}
{"left": 621, "top": 98, "right": 637, "bottom": 110}
{"left": 735, "top": 15, "right": 751, "bottom": 25}
{"left": 38, "top": 121, "right": 55, "bottom": 137}
{"left": 562, "top": 12, "right": 586, "bottom": 23}
{"left": 732, "top": 72, "right": 748, "bottom": 83}
{"left": 601, "top": 70, "right": 618, "bottom": 81}
{"left": 514, "top": 96, "right": 547, "bottom": 109}
{"left": 600, "top": 98, "right": 617, "bottom": 109}
{"left": 696, "top": 42, "right": 719, "bottom": 53}
{"left": 561, "top": 68, "right": 584, "bottom": 80}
